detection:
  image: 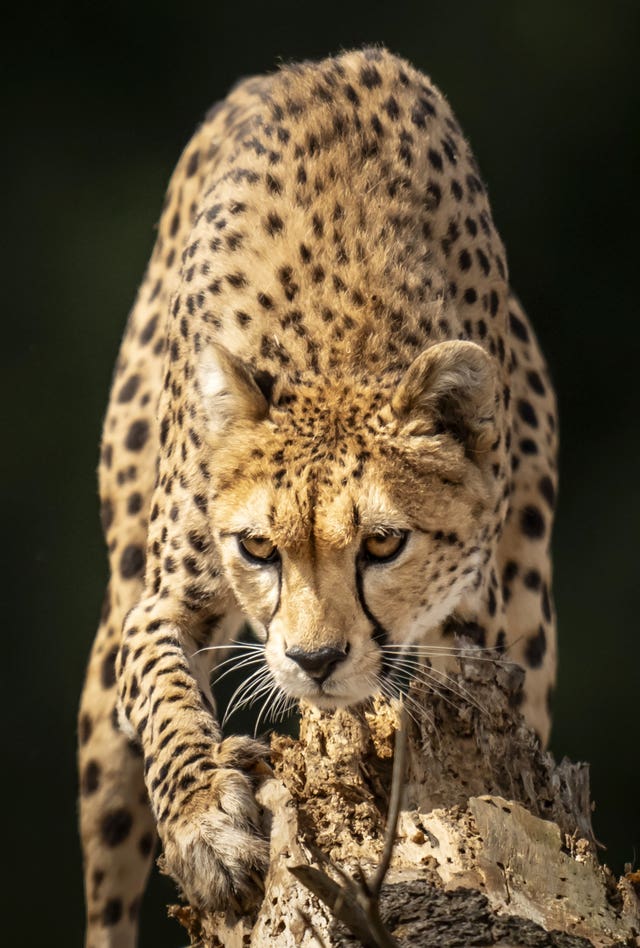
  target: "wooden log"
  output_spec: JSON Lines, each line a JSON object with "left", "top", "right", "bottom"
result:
{"left": 168, "top": 652, "right": 640, "bottom": 947}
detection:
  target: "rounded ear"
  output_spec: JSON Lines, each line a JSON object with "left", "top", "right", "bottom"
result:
{"left": 198, "top": 343, "right": 270, "bottom": 438}
{"left": 391, "top": 341, "right": 497, "bottom": 458}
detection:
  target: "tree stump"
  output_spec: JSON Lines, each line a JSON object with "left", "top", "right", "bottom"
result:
{"left": 169, "top": 652, "right": 640, "bottom": 947}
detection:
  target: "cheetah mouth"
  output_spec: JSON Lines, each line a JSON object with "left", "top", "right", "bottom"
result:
{"left": 278, "top": 675, "right": 377, "bottom": 709}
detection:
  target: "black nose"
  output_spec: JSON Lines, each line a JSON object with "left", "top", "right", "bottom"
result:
{"left": 285, "top": 646, "right": 348, "bottom": 683}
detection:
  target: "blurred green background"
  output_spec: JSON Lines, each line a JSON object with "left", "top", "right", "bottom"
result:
{"left": 4, "top": 1, "right": 639, "bottom": 944}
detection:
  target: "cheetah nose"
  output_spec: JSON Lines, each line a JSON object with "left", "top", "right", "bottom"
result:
{"left": 285, "top": 646, "right": 348, "bottom": 683}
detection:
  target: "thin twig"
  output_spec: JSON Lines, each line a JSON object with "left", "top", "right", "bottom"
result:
{"left": 370, "top": 711, "right": 408, "bottom": 897}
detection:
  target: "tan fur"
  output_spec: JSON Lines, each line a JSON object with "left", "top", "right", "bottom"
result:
{"left": 78, "top": 48, "right": 557, "bottom": 945}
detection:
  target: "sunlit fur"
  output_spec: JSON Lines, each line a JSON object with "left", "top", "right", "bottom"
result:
{"left": 202, "top": 340, "right": 500, "bottom": 710}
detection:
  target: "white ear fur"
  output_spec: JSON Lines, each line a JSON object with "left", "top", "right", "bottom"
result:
{"left": 392, "top": 340, "right": 497, "bottom": 452}
{"left": 198, "top": 344, "right": 268, "bottom": 437}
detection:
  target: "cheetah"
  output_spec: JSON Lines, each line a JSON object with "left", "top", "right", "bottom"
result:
{"left": 78, "top": 47, "right": 558, "bottom": 946}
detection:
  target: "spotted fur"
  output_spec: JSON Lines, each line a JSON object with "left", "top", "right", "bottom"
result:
{"left": 78, "top": 47, "right": 558, "bottom": 946}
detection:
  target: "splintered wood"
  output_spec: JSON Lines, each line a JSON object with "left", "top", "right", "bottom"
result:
{"left": 170, "top": 654, "right": 640, "bottom": 947}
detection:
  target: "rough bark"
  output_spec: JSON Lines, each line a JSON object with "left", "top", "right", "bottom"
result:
{"left": 169, "top": 653, "right": 640, "bottom": 947}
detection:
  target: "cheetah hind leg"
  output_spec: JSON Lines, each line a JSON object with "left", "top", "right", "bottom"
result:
{"left": 78, "top": 592, "right": 156, "bottom": 948}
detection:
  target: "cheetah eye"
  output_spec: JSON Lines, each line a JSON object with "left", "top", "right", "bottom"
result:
{"left": 362, "top": 531, "right": 409, "bottom": 563}
{"left": 238, "top": 535, "right": 280, "bottom": 564}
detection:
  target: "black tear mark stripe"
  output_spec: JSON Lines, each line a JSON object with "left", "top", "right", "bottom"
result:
{"left": 355, "top": 560, "right": 392, "bottom": 677}
{"left": 264, "top": 562, "right": 282, "bottom": 640}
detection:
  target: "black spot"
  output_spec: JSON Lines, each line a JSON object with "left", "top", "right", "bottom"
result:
{"left": 100, "top": 498, "right": 114, "bottom": 532}
{"left": 186, "top": 150, "right": 200, "bottom": 177}
{"left": 526, "top": 369, "right": 546, "bottom": 395}
{"left": 101, "top": 646, "right": 118, "bottom": 689}
{"left": 509, "top": 310, "right": 530, "bottom": 342}
{"left": 117, "top": 374, "right": 141, "bottom": 403}
{"left": 384, "top": 96, "right": 399, "bottom": 120}
{"left": 102, "top": 898, "right": 123, "bottom": 926}
{"left": 425, "top": 181, "right": 442, "bottom": 210}
{"left": 487, "top": 586, "right": 497, "bottom": 617}
{"left": 82, "top": 760, "right": 100, "bottom": 795}
{"left": 139, "top": 832, "right": 155, "bottom": 858}
{"left": 524, "top": 625, "right": 547, "bottom": 668}
{"left": 458, "top": 248, "right": 471, "bottom": 271}
{"left": 517, "top": 399, "right": 538, "bottom": 428}
{"left": 428, "top": 148, "right": 443, "bottom": 172}
{"left": 476, "top": 249, "right": 491, "bottom": 276}
{"left": 265, "top": 211, "right": 284, "bottom": 235}
{"left": 519, "top": 438, "right": 538, "bottom": 455}
{"left": 463, "top": 287, "right": 477, "bottom": 305}
{"left": 359, "top": 64, "right": 382, "bottom": 88}
{"left": 520, "top": 505, "right": 545, "bottom": 539}
{"left": 523, "top": 569, "right": 541, "bottom": 590}
{"left": 538, "top": 475, "right": 556, "bottom": 508}
{"left": 101, "top": 808, "right": 133, "bottom": 847}
{"left": 120, "top": 544, "right": 145, "bottom": 579}
{"left": 140, "top": 314, "right": 159, "bottom": 345}
{"left": 79, "top": 713, "right": 92, "bottom": 745}
{"left": 344, "top": 83, "right": 360, "bottom": 105}
{"left": 127, "top": 492, "right": 143, "bottom": 515}
{"left": 125, "top": 419, "right": 150, "bottom": 451}
{"left": 159, "top": 416, "right": 170, "bottom": 446}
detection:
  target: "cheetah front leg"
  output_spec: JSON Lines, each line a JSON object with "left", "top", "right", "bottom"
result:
{"left": 117, "top": 592, "right": 270, "bottom": 912}
{"left": 79, "top": 585, "right": 157, "bottom": 948}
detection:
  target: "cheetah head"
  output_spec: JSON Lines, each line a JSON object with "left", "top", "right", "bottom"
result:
{"left": 198, "top": 340, "right": 501, "bottom": 710}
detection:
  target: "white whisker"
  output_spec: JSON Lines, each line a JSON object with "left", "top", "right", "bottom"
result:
{"left": 213, "top": 654, "right": 265, "bottom": 686}
{"left": 385, "top": 655, "right": 486, "bottom": 714}
{"left": 254, "top": 684, "right": 281, "bottom": 736}
{"left": 221, "top": 667, "right": 271, "bottom": 727}
{"left": 382, "top": 644, "right": 502, "bottom": 661}
{"left": 191, "top": 641, "right": 263, "bottom": 660}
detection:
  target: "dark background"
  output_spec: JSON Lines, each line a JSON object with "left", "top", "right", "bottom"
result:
{"left": 4, "top": 1, "right": 639, "bottom": 944}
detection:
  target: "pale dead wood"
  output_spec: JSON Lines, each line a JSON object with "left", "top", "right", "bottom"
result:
{"left": 169, "top": 653, "right": 640, "bottom": 947}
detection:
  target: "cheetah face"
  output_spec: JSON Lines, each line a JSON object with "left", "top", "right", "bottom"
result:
{"left": 199, "top": 340, "right": 500, "bottom": 709}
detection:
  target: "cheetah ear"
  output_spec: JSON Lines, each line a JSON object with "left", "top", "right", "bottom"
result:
{"left": 391, "top": 341, "right": 497, "bottom": 458}
{"left": 198, "top": 343, "right": 270, "bottom": 437}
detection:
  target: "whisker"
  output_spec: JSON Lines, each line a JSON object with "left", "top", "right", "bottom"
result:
{"left": 254, "top": 684, "right": 281, "bottom": 736}
{"left": 377, "top": 675, "right": 424, "bottom": 728}
{"left": 382, "top": 644, "right": 501, "bottom": 660}
{"left": 278, "top": 697, "right": 297, "bottom": 722}
{"left": 191, "top": 641, "right": 264, "bottom": 659}
{"left": 213, "top": 654, "right": 265, "bottom": 686}
{"left": 272, "top": 689, "right": 294, "bottom": 721}
{"left": 420, "top": 663, "right": 488, "bottom": 713}
{"left": 221, "top": 667, "right": 271, "bottom": 727}
{"left": 385, "top": 655, "right": 486, "bottom": 714}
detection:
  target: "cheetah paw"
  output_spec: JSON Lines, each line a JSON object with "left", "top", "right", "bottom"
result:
{"left": 160, "top": 765, "right": 270, "bottom": 913}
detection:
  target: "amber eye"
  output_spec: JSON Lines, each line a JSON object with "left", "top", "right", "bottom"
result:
{"left": 362, "top": 531, "right": 408, "bottom": 563}
{"left": 238, "top": 536, "right": 279, "bottom": 564}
